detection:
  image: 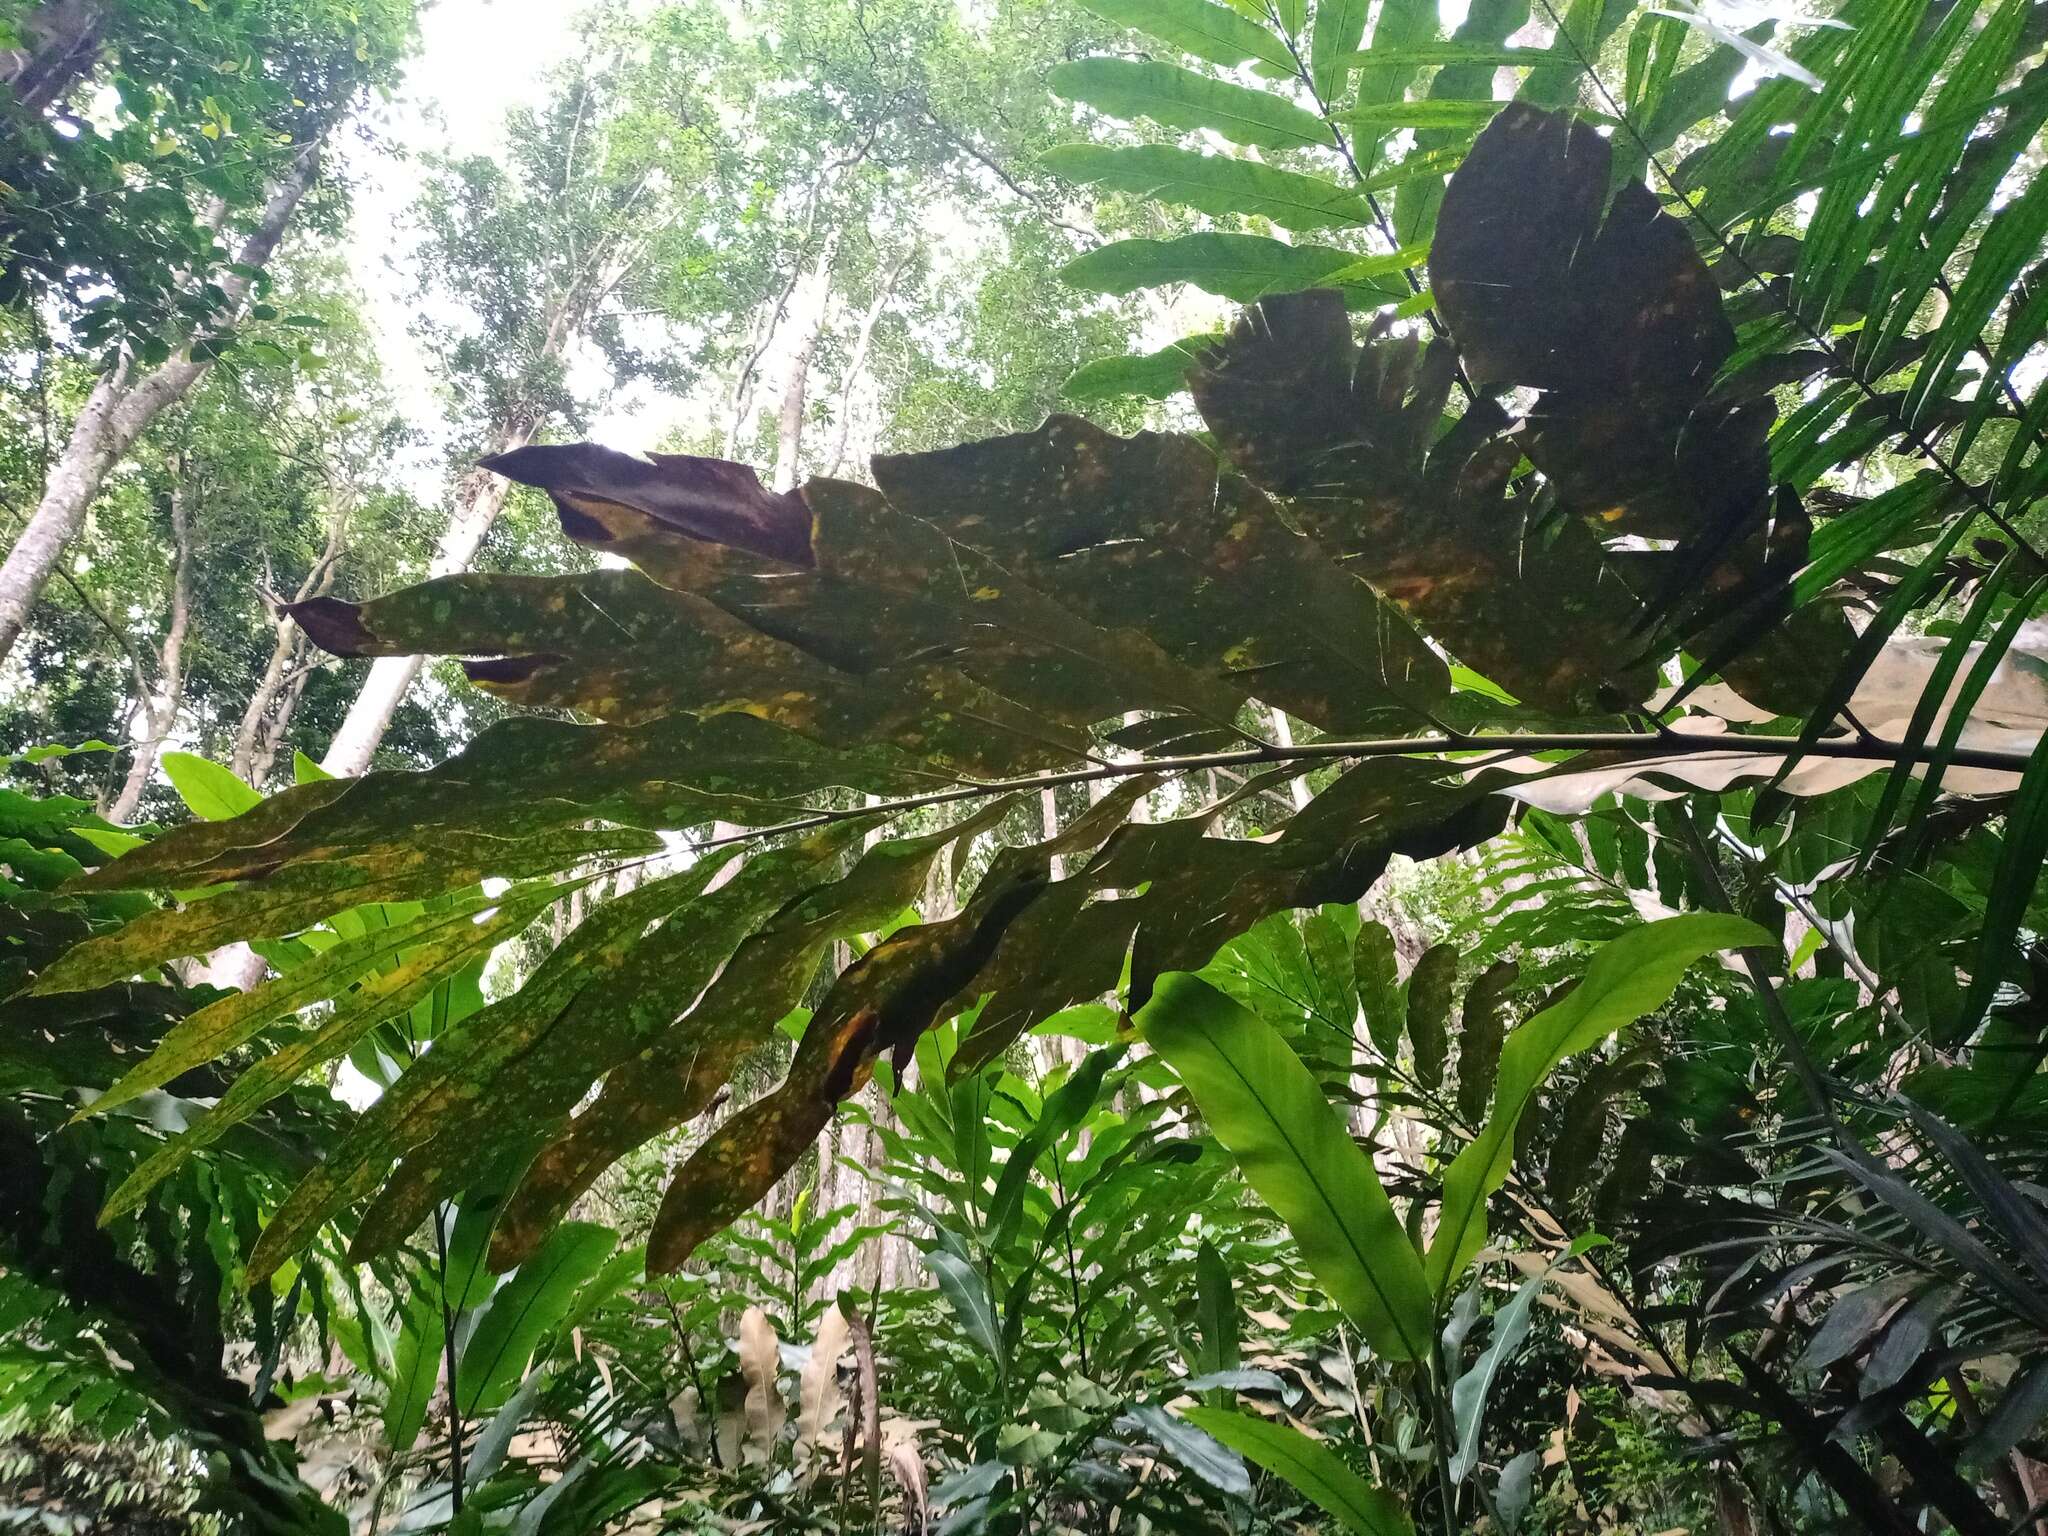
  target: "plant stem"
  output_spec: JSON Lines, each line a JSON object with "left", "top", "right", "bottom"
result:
{"left": 1051, "top": 1160, "right": 1090, "bottom": 1378}
{"left": 693, "top": 727, "right": 2037, "bottom": 853}
{"left": 1273, "top": 19, "right": 1479, "bottom": 403}
{"left": 1426, "top": 1336, "right": 1461, "bottom": 1536}
{"left": 432, "top": 1204, "right": 465, "bottom": 1515}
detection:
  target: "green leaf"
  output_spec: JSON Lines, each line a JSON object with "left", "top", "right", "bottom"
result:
{"left": 1425, "top": 914, "right": 1767, "bottom": 1295}
{"left": 1194, "top": 1238, "right": 1240, "bottom": 1397}
{"left": 1896, "top": 573, "right": 2048, "bottom": 901}
{"left": 1179, "top": 1408, "right": 1415, "bottom": 1535}
{"left": 75, "top": 888, "right": 516, "bottom": 1112}
{"left": 1060, "top": 233, "right": 1407, "bottom": 304}
{"left": 1449, "top": 1267, "right": 1546, "bottom": 1481}
{"left": 98, "top": 888, "right": 559, "bottom": 1224}
{"left": 923, "top": 1246, "right": 1004, "bottom": 1368}
{"left": 1138, "top": 972, "right": 1432, "bottom": 1360}
{"left": 1062, "top": 333, "right": 1225, "bottom": 401}
{"left": 1859, "top": 552, "right": 2018, "bottom": 862}
{"left": 1130, "top": 1401, "right": 1251, "bottom": 1495}
{"left": 1040, "top": 144, "right": 1376, "bottom": 230}
{"left": 160, "top": 752, "right": 261, "bottom": 821}
{"left": 1336, "top": 43, "right": 1547, "bottom": 66}
{"left": 1078, "top": 0, "right": 1297, "bottom": 69}
{"left": 987, "top": 1045, "right": 1123, "bottom": 1249}
{"left": 383, "top": 1289, "right": 444, "bottom": 1452}
{"left": 293, "top": 750, "right": 334, "bottom": 784}
{"left": 1050, "top": 58, "right": 1331, "bottom": 149}
{"left": 1960, "top": 733, "right": 2048, "bottom": 1041}
{"left": 459, "top": 1221, "right": 619, "bottom": 1417}
{"left": 71, "top": 826, "right": 146, "bottom": 859}
{"left": 1310, "top": 0, "right": 1369, "bottom": 102}
{"left": 1320, "top": 244, "right": 1428, "bottom": 284}
{"left": 1328, "top": 98, "right": 1503, "bottom": 129}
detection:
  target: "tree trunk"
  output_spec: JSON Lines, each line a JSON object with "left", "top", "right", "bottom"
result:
{"left": 318, "top": 425, "right": 533, "bottom": 776}
{"left": 0, "top": 0, "right": 106, "bottom": 117}
{"left": 106, "top": 482, "right": 194, "bottom": 825}
{"left": 233, "top": 492, "right": 351, "bottom": 783}
{"left": 770, "top": 238, "right": 840, "bottom": 495}
{"left": 0, "top": 144, "right": 320, "bottom": 665}
{"left": 1266, "top": 706, "right": 1311, "bottom": 812}
{"left": 824, "top": 241, "right": 916, "bottom": 479}
{"left": 232, "top": 624, "right": 307, "bottom": 784}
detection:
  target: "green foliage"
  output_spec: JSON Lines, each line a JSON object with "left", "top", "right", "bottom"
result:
{"left": 1139, "top": 972, "right": 1432, "bottom": 1362}
{"left": 1183, "top": 1408, "right": 1414, "bottom": 1535}
{"left": 13, "top": 0, "right": 2048, "bottom": 1529}
{"left": 0, "top": 0, "right": 418, "bottom": 355}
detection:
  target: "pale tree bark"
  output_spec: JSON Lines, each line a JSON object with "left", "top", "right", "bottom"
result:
{"left": 316, "top": 175, "right": 651, "bottom": 779}
{"left": 104, "top": 481, "right": 194, "bottom": 825}
{"left": 1266, "top": 705, "right": 1312, "bottom": 812}
{"left": 232, "top": 491, "right": 354, "bottom": 784}
{"left": 723, "top": 272, "right": 803, "bottom": 462}
{"left": 0, "top": 0, "right": 106, "bottom": 117}
{"left": 317, "top": 419, "right": 535, "bottom": 776}
{"left": 0, "top": 143, "right": 320, "bottom": 665}
{"left": 824, "top": 240, "right": 917, "bottom": 479}
{"left": 770, "top": 235, "right": 841, "bottom": 496}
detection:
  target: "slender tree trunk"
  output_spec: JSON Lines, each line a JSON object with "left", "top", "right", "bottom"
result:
{"left": 106, "top": 483, "right": 194, "bottom": 825}
{"left": 247, "top": 653, "right": 314, "bottom": 787}
{"left": 824, "top": 241, "right": 916, "bottom": 479}
{"left": 233, "top": 625, "right": 305, "bottom": 784}
{"left": 234, "top": 492, "right": 351, "bottom": 782}
{"left": 0, "top": 0, "right": 106, "bottom": 117}
{"left": 770, "top": 237, "right": 840, "bottom": 495}
{"left": 1266, "top": 706, "right": 1312, "bottom": 812}
{"left": 0, "top": 145, "right": 319, "bottom": 665}
{"left": 318, "top": 421, "right": 534, "bottom": 776}
{"left": 724, "top": 281, "right": 798, "bottom": 462}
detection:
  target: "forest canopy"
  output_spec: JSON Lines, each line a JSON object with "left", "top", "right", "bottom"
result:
{"left": 3, "top": 0, "right": 2048, "bottom": 1533}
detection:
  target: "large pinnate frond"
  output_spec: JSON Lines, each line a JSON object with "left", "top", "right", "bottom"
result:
{"left": 55, "top": 108, "right": 2046, "bottom": 1278}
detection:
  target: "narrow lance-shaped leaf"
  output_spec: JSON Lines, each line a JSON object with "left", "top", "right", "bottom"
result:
{"left": 1449, "top": 1266, "right": 1547, "bottom": 1482}
{"left": 1050, "top": 58, "right": 1331, "bottom": 150}
{"left": 247, "top": 860, "right": 740, "bottom": 1282}
{"left": 98, "top": 884, "right": 562, "bottom": 1224}
{"left": 1138, "top": 972, "right": 1433, "bottom": 1360}
{"left": 1061, "top": 233, "right": 1407, "bottom": 305}
{"left": 383, "top": 1287, "right": 444, "bottom": 1454}
{"left": 986, "top": 1045, "right": 1125, "bottom": 1250}
{"left": 925, "top": 1246, "right": 1004, "bottom": 1368}
{"left": 1078, "top": 0, "right": 1298, "bottom": 69}
{"left": 74, "top": 888, "right": 516, "bottom": 1115}
{"left": 1309, "top": 0, "right": 1368, "bottom": 102}
{"left": 459, "top": 1222, "right": 620, "bottom": 1418}
{"left": 1062, "top": 332, "right": 1225, "bottom": 402}
{"left": 1179, "top": 1407, "right": 1415, "bottom": 1536}
{"left": 1194, "top": 1238, "right": 1240, "bottom": 1402}
{"left": 1959, "top": 731, "right": 2048, "bottom": 1041}
{"left": 1426, "top": 914, "right": 1768, "bottom": 1296}
{"left": 1040, "top": 144, "right": 1377, "bottom": 231}
{"left": 160, "top": 752, "right": 263, "bottom": 822}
